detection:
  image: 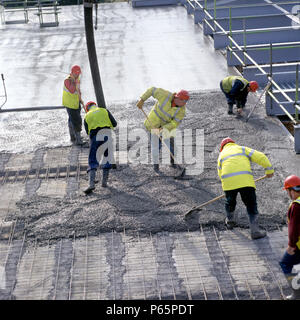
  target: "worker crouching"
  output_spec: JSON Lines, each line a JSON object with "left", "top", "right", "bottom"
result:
{"left": 217, "top": 137, "right": 274, "bottom": 239}
{"left": 83, "top": 101, "right": 117, "bottom": 194}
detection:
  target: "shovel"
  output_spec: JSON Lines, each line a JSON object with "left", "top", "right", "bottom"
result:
{"left": 184, "top": 175, "right": 268, "bottom": 218}
{"left": 140, "top": 108, "right": 186, "bottom": 179}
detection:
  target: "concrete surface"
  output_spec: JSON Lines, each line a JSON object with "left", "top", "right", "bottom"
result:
{"left": 0, "top": 2, "right": 300, "bottom": 301}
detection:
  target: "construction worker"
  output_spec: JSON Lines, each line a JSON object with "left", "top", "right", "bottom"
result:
{"left": 220, "top": 76, "right": 259, "bottom": 115}
{"left": 136, "top": 87, "right": 189, "bottom": 172}
{"left": 217, "top": 137, "right": 274, "bottom": 239}
{"left": 279, "top": 175, "right": 300, "bottom": 300}
{"left": 83, "top": 101, "right": 117, "bottom": 194}
{"left": 62, "top": 65, "right": 85, "bottom": 145}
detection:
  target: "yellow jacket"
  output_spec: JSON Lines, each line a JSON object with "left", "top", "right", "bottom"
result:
{"left": 217, "top": 143, "right": 274, "bottom": 191}
{"left": 141, "top": 87, "right": 186, "bottom": 138}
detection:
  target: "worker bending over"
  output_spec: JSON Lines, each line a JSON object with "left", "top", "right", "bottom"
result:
{"left": 217, "top": 137, "right": 274, "bottom": 239}
{"left": 136, "top": 87, "right": 189, "bottom": 172}
{"left": 83, "top": 101, "right": 117, "bottom": 194}
{"left": 280, "top": 175, "right": 300, "bottom": 300}
{"left": 220, "top": 76, "right": 258, "bottom": 115}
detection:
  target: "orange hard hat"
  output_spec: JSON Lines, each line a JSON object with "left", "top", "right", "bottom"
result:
{"left": 283, "top": 175, "right": 300, "bottom": 191}
{"left": 249, "top": 81, "right": 259, "bottom": 92}
{"left": 175, "top": 90, "right": 190, "bottom": 101}
{"left": 85, "top": 101, "right": 96, "bottom": 113}
{"left": 220, "top": 137, "right": 235, "bottom": 152}
{"left": 71, "top": 65, "right": 81, "bottom": 76}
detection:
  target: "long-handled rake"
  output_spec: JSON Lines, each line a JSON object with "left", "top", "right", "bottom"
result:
{"left": 184, "top": 175, "right": 268, "bottom": 218}
{"left": 140, "top": 108, "right": 186, "bottom": 179}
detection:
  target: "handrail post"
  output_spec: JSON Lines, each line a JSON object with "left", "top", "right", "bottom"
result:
{"left": 296, "top": 64, "right": 299, "bottom": 122}
{"left": 229, "top": 7, "right": 232, "bottom": 59}
{"left": 269, "top": 43, "right": 273, "bottom": 110}
{"left": 243, "top": 18, "right": 246, "bottom": 65}
{"left": 213, "top": 0, "right": 216, "bottom": 32}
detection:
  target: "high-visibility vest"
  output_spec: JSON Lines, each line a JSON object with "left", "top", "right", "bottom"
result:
{"left": 62, "top": 76, "right": 80, "bottom": 110}
{"left": 221, "top": 76, "right": 249, "bottom": 94}
{"left": 288, "top": 196, "right": 300, "bottom": 250}
{"left": 84, "top": 106, "right": 113, "bottom": 134}
{"left": 217, "top": 143, "right": 274, "bottom": 191}
{"left": 140, "top": 87, "right": 186, "bottom": 137}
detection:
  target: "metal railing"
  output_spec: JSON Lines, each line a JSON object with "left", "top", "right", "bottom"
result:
{"left": 186, "top": 0, "right": 300, "bottom": 125}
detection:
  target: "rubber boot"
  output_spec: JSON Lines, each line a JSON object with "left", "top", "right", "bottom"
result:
{"left": 74, "top": 131, "right": 84, "bottom": 146}
{"left": 249, "top": 214, "right": 266, "bottom": 239}
{"left": 102, "top": 168, "right": 110, "bottom": 187}
{"left": 68, "top": 123, "right": 76, "bottom": 143}
{"left": 285, "top": 274, "right": 300, "bottom": 300}
{"left": 227, "top": 104, "right": 233, "bottom": 115}
{"left": 225, "top": 211, "right": 236, "bottom": 230}
{"left": 84, "top": 169, "right": 96, "bottom": 194}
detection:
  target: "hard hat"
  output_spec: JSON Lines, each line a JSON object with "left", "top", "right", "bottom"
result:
{"left": 249, "top": 81, "right": 259, "bottom": 92}
{"left": 283, "top": 175, "right": 300, "bottom": 191}
{"left": 175, "top": 90, "right": 190, "bottom": 101}
{"left": 71, "top": 65, "right": 81, "bottom": 76}
{"left": 85, "top": 101, "right": 96, "bottom": 113}
{"left": 220, "top": 137, "right": 235, "bottom": 152}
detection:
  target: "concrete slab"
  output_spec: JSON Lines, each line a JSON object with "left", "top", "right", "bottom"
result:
{"left": 0, "top": 2, "right": 299, "bottom": 302}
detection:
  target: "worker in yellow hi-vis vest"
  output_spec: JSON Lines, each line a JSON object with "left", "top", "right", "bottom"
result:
{"left": 83, "top": 101, "right": 117, "bottom": 194}
{"left": 136, "top": 87, "right": 189, "bottom": 172}
{"left": 217, "top": 137, "right": 274, "bottom": 239}
{"left": 220, "top": 76, "right": 258, "bottom": 115}
{"left": 62, "top": 65, "right": 85, "bottom": 145}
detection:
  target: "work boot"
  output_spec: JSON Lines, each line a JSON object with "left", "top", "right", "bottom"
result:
{"left": 153, "top": 164, "right": 159, "bottom": 172}
{"left": 249, "top": 215, "right": 267, "bottom": 239}
{"left": 74, "top": 131, "right": 84, "bottom": 146}
{"left": 227, "top": 104, "right": 233, "bottom": 115}
{"left": 68, "top": 125, "right": 76, "bottom": 143}
{"left": 285, "top": 274, "right": 300, "bottom": 300}
{"left": 102, "top": 168, "right": 110, "bottom": 187}
{"left": 225, "top": 212, "right": 236, "bottom": 229}
{"left": 84, "top": 169, "right": 96, "bottom": 194}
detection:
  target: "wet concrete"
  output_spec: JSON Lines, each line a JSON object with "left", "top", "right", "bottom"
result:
{"left": 2, "top": 90, "right": 297, "bottom": 245}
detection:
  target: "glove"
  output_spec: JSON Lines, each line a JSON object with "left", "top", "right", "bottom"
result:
{"left": 136, "top": 99, "right": 144, "bottom": 109}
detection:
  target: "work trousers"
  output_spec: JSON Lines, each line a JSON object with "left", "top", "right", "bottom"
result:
{"left": 87, "top": 130, "right": 113, "bottom": 172}
{"left": 279, "top": 249, "right": 300, "bottom": 274}
{"left": 220, "top": 81, "right": 244, "bottom": 108}
{"left": 150, "top": 134, "right": 175, "bottom": 165}
{"left": 66, "top": 105, "right": 82, "bottom": 133}
{"left": 224, "top": 186, "right": 259, "bottom": 222}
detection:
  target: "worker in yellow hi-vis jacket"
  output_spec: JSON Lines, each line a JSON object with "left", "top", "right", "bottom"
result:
{"left": 136, "top": 87, "right": 189, "bottom": 172}
{"left": 217, "top": 137, "right": 274, "bottom": 239}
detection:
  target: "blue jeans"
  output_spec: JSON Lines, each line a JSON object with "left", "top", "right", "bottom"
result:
{"left": 88, "top": 131, "right": 113, "bottom": 172}
{"left": 279, "top": 249, "right": 300, "bottom": 274}
{"left": 150, "top": 134, "right": 174, "bottom": 165}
